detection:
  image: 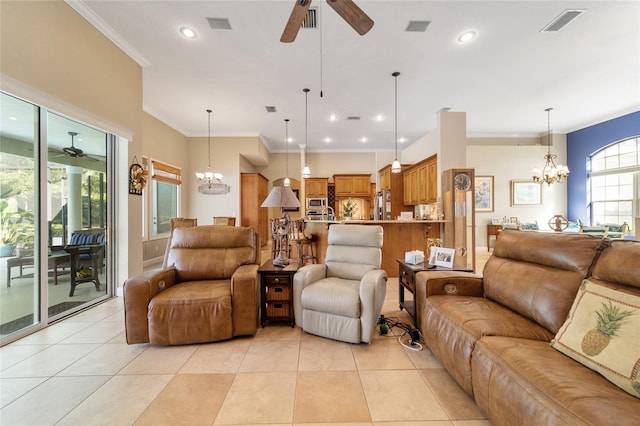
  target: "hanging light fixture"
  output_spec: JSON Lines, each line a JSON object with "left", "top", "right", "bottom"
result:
{"left": 196, "top": 109, "right": 229, "bottom": 194}
{"left": 283, "top": 118, "right": 292, "bottom": 186}
{"left": 391, "top": 71, "right": 401, "bottom": 174}
{"left": 532, "top": 107, "right": 570, "bottom": 186}
{"left": 302, "top": 88, "right": 311, "bottom": 179}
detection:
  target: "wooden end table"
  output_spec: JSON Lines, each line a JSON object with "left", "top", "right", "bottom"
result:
{"left": 397, "top": 259, "right": 473, "bottom": 324}
{"left": 258, "top": 259, "right": 299, "bottom": 327}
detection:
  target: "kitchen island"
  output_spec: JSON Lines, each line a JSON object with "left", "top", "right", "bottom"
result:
{"left": 304, "top": 219, "right": 445, "bottom": 277}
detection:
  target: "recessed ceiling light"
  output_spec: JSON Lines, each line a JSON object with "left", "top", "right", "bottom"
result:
{"left": 457, "top": 30, "right": 476, "bottom": 44}
{"left": 9, "top": 116, "right": 17, "bottom": 121}
{"left": 287, "top": 137, "right": 294, "bottom": 143}
{"left": 373, "top": 114, "right": 386, "bottom": 122}
{"left": 360, "top": 137, "right": 368, "bottom": 143}
{"left": 398, "top": 137, "right": 407, "bottom": 143}
{"left": 180, "top": 26, "right": 198, "bottom": 39}
{"left": 324, "top": 137, "right": 332, "bottom": 143}
{"left": 329, "top": 114, "right": 338, "bottom": 121}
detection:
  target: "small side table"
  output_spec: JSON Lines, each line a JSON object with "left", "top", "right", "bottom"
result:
{"left": 397, "top": 259, "right": 473, "bottom": 324}
{"left": 487, "top": 224, "right": 503, "bottom": 251}
{"left": 258, "top": 259, "right": 299, "bottom": 327}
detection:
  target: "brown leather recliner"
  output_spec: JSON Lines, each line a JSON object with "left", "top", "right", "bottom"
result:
{"left": 124, "top": 225, "right": 260, "bottom": 345}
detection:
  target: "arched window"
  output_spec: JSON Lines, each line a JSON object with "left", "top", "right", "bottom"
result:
{"left": 587, "top": 137, "right": 639, "bottom": 230}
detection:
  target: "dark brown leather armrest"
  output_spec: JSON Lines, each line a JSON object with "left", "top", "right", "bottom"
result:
{"left": 416, "top": 271, "right": 485, "bottom": 297}
{"left": 123, "top": 267, "right": 177, "bottom": 344}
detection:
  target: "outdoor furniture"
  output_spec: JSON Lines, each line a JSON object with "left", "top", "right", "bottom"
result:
{"left": 6, "top": 252, "right": 70, "bottom": 287}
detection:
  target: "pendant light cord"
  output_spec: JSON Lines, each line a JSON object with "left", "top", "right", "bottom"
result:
{"left": 304, "top": 88, "right": 309, "bottom": 164}
{"left": 319, "top": 3, "right": 324, "bottom": 98}
{"left": 285, "top": 118, "right": 289, "bottom": 178}
{"left": 207, "top": 109, "right": 212, "bottom": 170}
{"left": 546, "top": 107, "right": 552, "bottom": 153}
{"left": 393, "top": 72, "right": 400, "bottom": 160}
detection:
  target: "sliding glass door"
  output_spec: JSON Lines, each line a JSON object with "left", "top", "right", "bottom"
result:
{"left": 46, "top": 112, "right": 109, "bottom": 320}
{"left": 1, "top": 92, "right": 114, "bottom": 343}
{"left": 0, "top": 93, "right": 39, "bottom": 336}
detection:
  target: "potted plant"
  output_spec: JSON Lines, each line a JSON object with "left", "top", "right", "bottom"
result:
{"left": 1, "top": 200, "right": 34, "bottom": 257}
{"left": 342, "top": 198, "right": 358, "bottom": 220}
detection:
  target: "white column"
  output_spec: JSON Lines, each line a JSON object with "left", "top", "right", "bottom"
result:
{"left": 66, "top": 166, "right": 83, "bottom": 238}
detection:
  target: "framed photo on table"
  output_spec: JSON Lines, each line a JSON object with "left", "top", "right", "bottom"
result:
{"left": 475, "top": 176, "right": 494, "bottom": 212}
{"left": 431, "top": 247, "right": 455, "bottom": 268}
{"left": 511, "top": 180, "right": 542, "bottom": 206}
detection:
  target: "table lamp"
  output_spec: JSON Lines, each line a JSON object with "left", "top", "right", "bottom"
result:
{"left": 261, "top": 185, "right": 300, "bottom": 266}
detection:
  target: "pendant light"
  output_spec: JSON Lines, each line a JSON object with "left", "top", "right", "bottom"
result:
{"left": 196, "top": 109, "right": 229, "bottom": 194}
{"left": 532, "top": 108, "right": 569, "bottom": 186}
{"left": 284, "top": 118, "right": 291, "bottom": 187}
{"left": 302, "top": 88, "right": 311, "bottom": 179}
{"left": 391, "top": 72, "right": 401, "bottom": 173}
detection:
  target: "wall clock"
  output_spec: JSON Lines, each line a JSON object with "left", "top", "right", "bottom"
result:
{"left": 454, "top": 172, "right": 472, "bottom": 191}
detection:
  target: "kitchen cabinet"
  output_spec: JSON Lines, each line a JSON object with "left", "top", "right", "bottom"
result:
{"left": 305, "top": 177, "right": 328, "bottom": 198}
{"left": 380, "top": 167, "right": 391, "bottom": 190}
{"left": 333, "top": 174, "right": 371, "bottom": 197}
{"left": 240, "top": 173, "right": 269, "bottom": 246}
{"left": 402, "top": 154, "right": 437, "bottom": 205}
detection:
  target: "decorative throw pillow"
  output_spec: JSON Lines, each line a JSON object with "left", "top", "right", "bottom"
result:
{"left": 551, "top": 280, "right": 640, "bottom": 398}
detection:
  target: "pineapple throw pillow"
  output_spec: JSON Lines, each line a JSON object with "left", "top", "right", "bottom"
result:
{"left": 551, "top": 279, "right": 640, "bottom": 398}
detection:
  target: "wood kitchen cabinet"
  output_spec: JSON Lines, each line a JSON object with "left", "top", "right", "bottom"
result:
{"left": 402, "top": 154, "right": 437, "bottom": 205}
{"left": 333, "top": 174, "right": 371, "bottom": 197}
{"left": 380, "top": 167, "right": 391, "bottom": 190}
{"left": 305, "top": 177, "right": 328, "bottom": 198}
{"left": 240, "top": 173, "right": 269, "bottom": 246}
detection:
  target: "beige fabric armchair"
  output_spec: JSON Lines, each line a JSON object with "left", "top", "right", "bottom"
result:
{"left": 124, "top": 225, "right": 260, "bottom": 345}
{"left": 293, "top": 224, "right": 387, "bottom": 343}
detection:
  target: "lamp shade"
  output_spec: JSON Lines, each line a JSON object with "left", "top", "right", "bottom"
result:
{"left": 261, "top": 186, "right": 301, "bottom": 208}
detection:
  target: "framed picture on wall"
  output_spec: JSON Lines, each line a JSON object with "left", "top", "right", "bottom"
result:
{"left": 474, "top": 176, "right": 494, "bottom": 212}
{"left": 511, "top": 180, "right": 542, "bottom": 206}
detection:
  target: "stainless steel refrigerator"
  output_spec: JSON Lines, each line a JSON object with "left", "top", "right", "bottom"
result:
{"left": 374, "top": 190, "right": 392, "bottom": 220}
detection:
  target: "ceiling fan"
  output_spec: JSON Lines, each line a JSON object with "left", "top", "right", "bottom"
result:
{"left": 281, "top": 0, "right": 374, "bottom": 43}
{"left": 53, "top": 131, "right": 99, "bottom": 162}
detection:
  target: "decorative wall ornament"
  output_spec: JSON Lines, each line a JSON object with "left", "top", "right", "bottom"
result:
{"left": 129, "top": 156, "right": 146, "bottom": 195}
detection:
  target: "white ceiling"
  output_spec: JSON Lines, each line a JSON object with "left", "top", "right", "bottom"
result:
{"left": 70, "top": 1, "right": 640, "bottom": 152}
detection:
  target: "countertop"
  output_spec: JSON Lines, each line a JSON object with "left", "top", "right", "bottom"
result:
{"left": 304, "top": 219, "right": 447, "bottom": 224}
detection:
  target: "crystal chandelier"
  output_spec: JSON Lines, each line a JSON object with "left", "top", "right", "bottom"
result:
{"left": 532, "top": 107, "right": 569, "bottom": 186}
{"left": 302, "top": 88, "right": 311, "bottom": 179}
{"left": 196, "top": 109, "right": 229, "bottom": 194}
{"left": 391, "top": 71, "right": 401, "bottom": 173}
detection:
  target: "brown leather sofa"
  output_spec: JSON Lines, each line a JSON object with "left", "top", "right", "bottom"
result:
{"left": 416, "top": 230, "right": 640, "bottom": 425}
{"left": 124, "top": 225, "right": 260, "bottom": 345}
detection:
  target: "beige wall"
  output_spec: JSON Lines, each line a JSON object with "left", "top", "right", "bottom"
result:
{"left": 1, "top": 0, "right": 144, "bottom": 286}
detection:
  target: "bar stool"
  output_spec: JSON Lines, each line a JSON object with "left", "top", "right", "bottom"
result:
{"left": 288, "top": 219, "right": 316, "bottom": 265}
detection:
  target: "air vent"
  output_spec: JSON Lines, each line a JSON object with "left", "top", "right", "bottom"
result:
{"left": 406, "top": 20, "right": 431, "bottom": 32}
{"left": 265, "top": 106, "right": 277, "bottom": 113}
{"left": 207, "top": 17, "right": 232, "bottom": 30}
{"left": 541, "top": 9, "right": 585, "bottom": 32}
{"left": 302, "top": 8, "right": 317, "bottom": 29}
{"left": 346, "top": 116, "right": 361, "bottom": 121}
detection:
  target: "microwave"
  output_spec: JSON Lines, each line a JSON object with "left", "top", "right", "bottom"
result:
{"left": 307, "top": 197, "right": 328, "bottom": 209}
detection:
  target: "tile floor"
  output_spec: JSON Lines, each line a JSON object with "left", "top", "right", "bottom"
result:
{"left": 1, "top": 250, "right": 494, "bottom": 426}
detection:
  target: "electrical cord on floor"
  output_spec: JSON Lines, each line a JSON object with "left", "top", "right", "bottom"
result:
{"left": 377, "top": 315, "right": 423, "bottom": 351}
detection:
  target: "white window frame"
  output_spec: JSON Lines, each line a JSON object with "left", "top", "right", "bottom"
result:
{"left": 147, "top": 158, "right": 181, "bottom": 240}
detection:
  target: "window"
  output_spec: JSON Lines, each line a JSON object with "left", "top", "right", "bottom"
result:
{"left": 149, "top": 159, "right": 181, "bottom": 237}
{"left": 588, "top": 137, "right": 639, "bottom": 230}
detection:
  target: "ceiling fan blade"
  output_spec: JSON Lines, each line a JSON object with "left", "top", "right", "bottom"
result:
{"left": 325, "top": 0, "right": 374, "bottom": 36}
{"left": 281, "top": 0, "right": 312, "bottom": 43}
